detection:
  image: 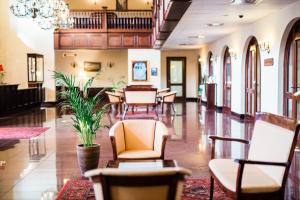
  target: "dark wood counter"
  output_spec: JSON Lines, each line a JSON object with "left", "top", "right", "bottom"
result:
{"left": 0, "top": 84, "right": 44, "bottom": 116}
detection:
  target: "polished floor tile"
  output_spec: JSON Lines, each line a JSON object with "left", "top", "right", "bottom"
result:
{"left": 0, "top": 103, "right": 299, "bottom": 200}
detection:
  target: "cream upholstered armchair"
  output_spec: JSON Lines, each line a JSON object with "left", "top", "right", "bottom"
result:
{"left": 105, "top": 91, "right": 123, "bottom": 114}
{"left": 208, "top": 112, "right": 300, "bottom": 200}
{"left": 160, "top": 91, "right": 176, "bottom": 114}
{"left": 109, "top": 120, "right": 169, "bottom": 160}
{"left": 157, "top": 88, "right": 170, "bottom": 97}
{"left": 85, "top": 167, "right": 191, "bottom": 200}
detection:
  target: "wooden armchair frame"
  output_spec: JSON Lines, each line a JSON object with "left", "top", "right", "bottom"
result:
{"left": 209, "top": 112, "right": 300, "bottom": 200}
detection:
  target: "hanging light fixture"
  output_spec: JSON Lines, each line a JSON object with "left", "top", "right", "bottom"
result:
{"left": 10, "top": 0, "right": 73, "bottom": 30}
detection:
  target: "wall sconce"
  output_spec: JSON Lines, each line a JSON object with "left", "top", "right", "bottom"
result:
{"left": 198, "top": 58, "right": 202, "bottom": 63}
{"left": 229, "top": 48, "right": 237, "bottom": 59}
{"left": 91, "top": 0, "right": 99, "bottom": 5}
{"left": 210, "top": 56, "right": 217, "bottom": 62}
{"left": 259, "top": 40, "right": 271, "bottom": 54}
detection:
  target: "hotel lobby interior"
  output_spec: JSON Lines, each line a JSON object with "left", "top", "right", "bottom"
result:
{"left": 1, "top": 0, "right": 300, "bottom": 199}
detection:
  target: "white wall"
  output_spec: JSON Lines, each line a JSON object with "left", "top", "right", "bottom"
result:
{"left": 0, "top": 0, "right": 55, "bottom": 101}
{"left": 128, "top": 49, "right": 161, "bottom": 88}
{"left": 201, "top": 1, "right": 300, "bottom": 115}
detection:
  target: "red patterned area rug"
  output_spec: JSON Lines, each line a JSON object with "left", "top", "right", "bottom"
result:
{"left": 0, "top": 127, "right": 49, "bottom": 139}
{"left": 56, "top": 178, "right": 232, "bottom": 200}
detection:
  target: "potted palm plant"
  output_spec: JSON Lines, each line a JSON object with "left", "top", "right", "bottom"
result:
{"left": 54, "top": 71, "right": 109, "bottom": 174}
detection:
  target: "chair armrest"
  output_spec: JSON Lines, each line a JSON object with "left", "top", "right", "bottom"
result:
{"left": 209, "top": 135, "right": 249, "bottom": 144}
{"left": 157, "top": 88, "right": 170, "bottom": 94}
{"left": 109, "top": 121, "right": 125, "bottom": 160}
{"left": 233, "top": 159, "right": 289, "bottom": 194}
{"left": 154, "top": 121, "right": 169, "bottom": 159}
{"left": 209, "top": 136, "right": 249, "bottom": 159}
{"left": 234, "top": 159, "right": 288, "bottom": 167}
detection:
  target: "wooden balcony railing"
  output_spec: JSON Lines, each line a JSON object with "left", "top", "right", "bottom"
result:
{"left": 55, "top": 10, "right": 153, "bottom": 49}
{"left": 68, "top": 10, "right": 152, "bottom": 30}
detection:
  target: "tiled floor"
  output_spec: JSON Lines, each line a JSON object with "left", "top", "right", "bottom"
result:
{"left": 0, "top": 103, "right": 299, "bottom": 200}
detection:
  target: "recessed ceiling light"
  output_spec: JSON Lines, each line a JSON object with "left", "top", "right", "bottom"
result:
{"left": 179, "top": 43, "right": 192, "bottom": 46}
{"left": 188, "top": 35, "right": 205, "bottom": 39}
{"left": 207, "top": 23, "right": 224, "bottom": 27}
{"left": 231, "top": 0, "right": 262, "bottom": 5}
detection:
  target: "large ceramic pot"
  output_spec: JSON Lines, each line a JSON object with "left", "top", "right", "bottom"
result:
{"left": 76, "top": 144, "right": 100, "bottom": 175}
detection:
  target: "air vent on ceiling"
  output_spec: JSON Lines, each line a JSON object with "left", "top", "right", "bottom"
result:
{"left": 231, "top": 0, "right": 262, "bottom": 5}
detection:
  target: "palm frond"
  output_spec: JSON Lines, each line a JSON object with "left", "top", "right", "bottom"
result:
{"left": 53, "top": 71, "right": 108, "bottom": 147}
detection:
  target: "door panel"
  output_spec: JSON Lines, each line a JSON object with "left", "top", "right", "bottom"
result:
{"left": 223, "top": 49, "right": 231, "bottom": 112}
{"left": 285, "top": 39, "right": 300, "bottom": 119}
{"left": 167, "top": 57, "right": 186, "bottom": 101}
{"left": 245, "top": 40, "right": 260, "bottom": 117}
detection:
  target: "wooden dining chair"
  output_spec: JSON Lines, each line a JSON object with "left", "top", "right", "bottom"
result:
{"left": 161, "top": 91, "right": 176, "bottom": 114}
{"left": 105, "top": 91, "right": 123, "bottom": 118}
{"left": 208, "top": 112, "right": 300, "bottom": 200}
{"left": 122, "top": 87, "right": 158, "bottom": 120}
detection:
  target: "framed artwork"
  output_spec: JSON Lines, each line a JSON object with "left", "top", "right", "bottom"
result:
{"left": 132, "top": 61, "right": 148, "bottom": 81}
{"left": 116, "top": 0, "right": 127, "bottom": 11}
{"left": 151, "top": 67, "right": 158, "bottom": 76}
{"left": 84, "top": 61, "right": 101, "bottom": 72}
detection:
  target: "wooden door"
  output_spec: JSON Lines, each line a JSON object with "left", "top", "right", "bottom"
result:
{"left": 223, "top": 48, "right": 231, "bottom": 112}
{"left": 167, "top": 57, "right": 186, "bottom": 101}
{"left": 284, "top": 26, "right": 300, "bottom": 119}
{"left": 245, "top": 38, "right": 260, "bottom": 117}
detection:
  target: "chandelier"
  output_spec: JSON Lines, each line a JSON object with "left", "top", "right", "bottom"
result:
{"left": 10, "top": 0, "right": 73, "bottom": 30}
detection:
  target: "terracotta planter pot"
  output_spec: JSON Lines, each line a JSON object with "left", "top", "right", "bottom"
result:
{"left": 76, "top": 144, "right": 100, "bottom": 175}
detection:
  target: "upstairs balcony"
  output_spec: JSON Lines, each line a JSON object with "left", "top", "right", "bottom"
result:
{"left": 54, "top": 10, "right": 153, "bottom": 50}
{"left": 54, "top": 1, "right": 191, "bottom": 50}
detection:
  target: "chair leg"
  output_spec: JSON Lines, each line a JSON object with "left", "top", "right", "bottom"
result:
{"left": 154, "top": 105, "right": 159, "bottom": 120}
{"left": 161, "top": 103, "right": 164, "bottom": 114}
{"left": 122, "top": 105, "right": 128, "bottom": 120}
{"left": 210, "top": 176, "right": 214, "bottom": 200}
{"left": 171, "top": 103, "right": 176, "bottom": 114}
{"left": 106, "top": 112, "right": 113, "bottom": 127}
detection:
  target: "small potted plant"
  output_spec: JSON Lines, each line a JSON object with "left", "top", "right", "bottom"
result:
{"left": 0, "top": 64, "right": 5, "bottom": 84}
{"left": 54, "top": 71, "right": 109, "bottom": 174}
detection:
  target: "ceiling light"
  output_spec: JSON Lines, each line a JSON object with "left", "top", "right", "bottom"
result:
{"left": 207, "top": 23, "right": 224, "bottom": 27}
{"left": 188, "top": 35, "right": 206, "bottom": 39}
{"left": 231, "top": 0, "right": 262, "bottom": 5}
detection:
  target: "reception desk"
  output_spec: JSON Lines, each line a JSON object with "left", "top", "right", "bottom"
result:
{"left": 0, "top": 84, "right": 44, "bottom": 116}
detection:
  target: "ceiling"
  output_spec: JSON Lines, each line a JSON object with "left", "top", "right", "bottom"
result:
{"left": 163, "top": 0, "right": 300, "bottom": 49}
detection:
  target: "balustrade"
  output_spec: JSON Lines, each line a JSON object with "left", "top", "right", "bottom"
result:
{"left": 69, "top": 10, "right": 152, "bottom": 30}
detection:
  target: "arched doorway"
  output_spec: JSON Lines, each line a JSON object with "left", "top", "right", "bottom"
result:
{"left": 223, "top": 47, "right": 231, "bottom": 112}
{"left": 208, "top": 52, "right": 213, "bottom": 77}
{"left": 283, "top": 20, "right": 300, "bottom": 119}
{"left": 245, "top": 37, "right": 261, "bottom": 117}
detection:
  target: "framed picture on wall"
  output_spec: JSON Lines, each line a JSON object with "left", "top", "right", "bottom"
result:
{"left": 151, "top": 67, "right": 158, "bottom": 76}
{"left": 116, "top": 0, "right": 127, "bottom": 11}
{"left": 132, "top": 61, "right": 148, "bottom": 81}
{"left": 84, "top": 61, "right": 101, "bottom": 72}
